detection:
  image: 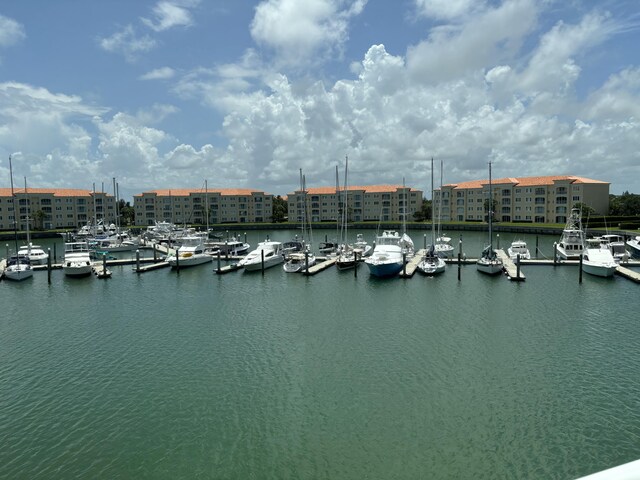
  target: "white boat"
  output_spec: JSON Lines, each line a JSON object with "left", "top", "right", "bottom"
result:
{"left": 283, "top": 247, "right": 316, "bottom": 273}
{"left": 434, "top": 160, "right": 454, "bottom": 258}
{"left": 63, "top": 242, "right": 93, "bottom": 277}
{"left": 417, "top": 158, "right": 446, "bottom": 276}
{"left": 18, "top": 242, "right": 48, "bottom": 265}
{"left": 365, "top": 230, "right": 414, "bottom": 278}
{"left": 166, "top": 236, "right": 212, "bottom": 268}
{"left": 239, "top": 240, "right": 285, "bottom": 271}
{"left": 477, "top": 162, "right": 503, "bottom": 275}
{"left": 556, "top": 208, "right": 585, "bottom": 260}
{"left": 627, "top": 235, "right": 640, "bottom": 259}
{"left": 581, "top": 241, "right": 618, "bottom": 278}
{"left": 205, "top": 237, "right": 250, "bottom": 256}
{"left": 507, "top": 239, "right": 531, "bottom": 260}
{"left": 284, "top": 169, "right": 316, "bottom": 273}
{"left": 3, "top": 158, "right": 34, "bottom": 281}
{"left": 4, "top": 254, "right": 33, "bottom": 281}
{"left": 598, "top": 234, "right": 629, "bottom": 263}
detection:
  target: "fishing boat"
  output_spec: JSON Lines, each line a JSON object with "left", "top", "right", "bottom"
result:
{"left": 63, "top": 241, "right": 93, "bottom": 277}
{"left": 477, "top": 162, "right": 503, "bottom": 275}
{"left": 364, "top": 230, "right": 410, "bottom": 278}
{"left": 597, "top": 234, "right": 629, "bottom": 263}
{"left": 239, "top": 240, "right": 285, "bottom": 271}
{"left": 556, "top": 208, "right": 585, "bottom": 260}
{"left": 417, "top": 158, "right": 446, "bottom": 276}
{"left": 166, "top": 236, "right": 212, "bottom": 268}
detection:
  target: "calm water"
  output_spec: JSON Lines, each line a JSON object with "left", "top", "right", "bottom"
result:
{"left": 1, "top": 230, "right": 639, "bottom": 479}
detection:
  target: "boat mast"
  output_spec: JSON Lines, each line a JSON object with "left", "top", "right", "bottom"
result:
{"left": 24, "top": 176, "right": 31, "bottom": 251}
{"left": 431, "top": 158, "right": 435, "bottom": 246}
{"left": 488, "top": 161, "right": 493, "bottom": 250}
{"left": 8, "top": 155, "right": 19, "bottom": 256}
{"left": 205, "top": 179, "right": 209, "bottom": 232}
{"left": 342, "top": 155, "right": 348, "bottom": 245}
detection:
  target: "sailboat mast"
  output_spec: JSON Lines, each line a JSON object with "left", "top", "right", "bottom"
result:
{"left": 8, "top": 155, "right": 19, "bottom": 254}
{"left": 488, "top": 161, "right": 493, "bottom": 249}
{"left": 431, "top": 158, "right": 435, "bottom": 245}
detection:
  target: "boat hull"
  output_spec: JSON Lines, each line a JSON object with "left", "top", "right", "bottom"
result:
{"left": 476, "top": 258, "right": 503, "bottom": 275}
{"left": 4, "top": 265, "right": 34, "bottom": 281}
{"left": 365, "top": 260, "right": 404, "bottom": 278}
{"left": 581, "top": 262, "right": 617, "bottom": 278}
{"left": 416, "top": 258, "right": 446, "bottom": 276}
{"left": 168, "top": 255, "right": 212, "bottom": 268}
{"left": 242, "top": 256, "right": 284, "bottom": 271}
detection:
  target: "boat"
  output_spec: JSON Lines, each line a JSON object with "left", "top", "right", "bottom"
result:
{"left": 556, "top": 208, "right": 585, "bottom": 260}
{"left": 364, "top": 230, "right": 414, "bottom": 278}
{"left": 417, "top": 158, "right": 446, "bottom": 276}
{"left": 283, "top": 247, "right": 316, "bottom": 273}
{"left": 627, "top": 235, "right": 640, "bottom": 259}
{"left": 336, "top": 156, "right": 363, "bottom": 270}
{"left": 205, "top": 236, "right": 250, "bottom": 256}
{"left": 581, "top": 239, "right": 618, "bottom": 278}
{"left": 434, "top": 160, "right": 454, "bottom": 258}
{"left": 477, "top": 162, "right": 503, "bottom": 275}
{"left": 597, "top": 234, "right": 629, "bottom": 263}
{"left": 63, "top": 242, "right": 93, "bottom": 277}
{"left": 507, "top": 239, "right": 531, "bottom": 260}
{"left": 239, "top": 240, "right": 285, "bottom": 271}
{"left": 284, "top": 170, "right": 316, "bottom": 272}
{"left": 4, "top": 254, "right": 33, "bottom": 281}
{"left": 16, "top": 177, "right": 49, "bottom": 265}
{"left": 2, "top": 156, "right": 33, "bottom": 281}
{"left": 166, "top": 235, "right": 212, "bottom": 268}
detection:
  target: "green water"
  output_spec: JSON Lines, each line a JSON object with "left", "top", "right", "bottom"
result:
{"left": 1, "top": 230, "right": 639, "bottom": 479}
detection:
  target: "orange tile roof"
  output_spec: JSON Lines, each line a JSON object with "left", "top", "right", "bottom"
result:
{"left": 443, "top": 175, "right": 608, "bottom": 189}
{"left": 135, "top": 188, "right": 270, "bottom": 197}
{"left": 299, "top": 185, "right": 421, "bottom": 195}
{"left": 0, "top": 188, "right": 107, "bottom": 197}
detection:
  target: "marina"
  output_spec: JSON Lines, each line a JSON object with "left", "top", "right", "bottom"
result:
{"left": 2, "top": 228, "right": 640, "bottom": 480}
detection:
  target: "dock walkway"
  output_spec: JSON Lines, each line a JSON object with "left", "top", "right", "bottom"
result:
{"left": 616, "top": 265, "right": 640, "bottom": 283}
{"left": 399, "top": 249, "right": 425, "bottom": 278}
{"left": 496, "top": 249, "right": 526, "bottom": 281}
{"left": 304, "top": 257, "right": 337, "bottom": 276}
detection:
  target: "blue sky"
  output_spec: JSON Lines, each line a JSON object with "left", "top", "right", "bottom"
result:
{"left": 1, "top": 0, "right": 639, "bottom": 201}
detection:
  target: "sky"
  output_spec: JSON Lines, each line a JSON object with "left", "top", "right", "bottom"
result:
{"left": 1, "top": 0, "right": 639, "bottom": 201}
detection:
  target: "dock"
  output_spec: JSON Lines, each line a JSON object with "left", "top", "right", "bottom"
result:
{"left": 216, "top": 263, "right": 243, "bottom": 274}
{"left": 135, "top": 261, "right": 170, "bottom": 273}
{"left": 616, "top": 264, "right": 640, "bottom": 283}
{"left": 399, "top": 249, "right": 425, "bottom": 278}
{"left": 496, "top": 249, "right": 526, "bottom": 281}
{"left": 304, "top": 256, "right": 337, "bottom": 275}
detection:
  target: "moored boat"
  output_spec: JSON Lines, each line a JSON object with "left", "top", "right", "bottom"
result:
{"left": 166, "top": 236, "right": 212, "bottom": 268}
{"left": 581, "top": 240, "right": 618, "bottom": 278}
{"left": 63, "top": 242, "right": 93, "bottom": 277}
{"left": 556, "top": 208, "right": 585, "bottom": 260}
{"left": 239, "top": 240, "right": 285, "bottom": 271}
{"left": 477, "top": 162, "right": 503, "bottom": 275}
{"left": 507, "top": 239, "right": 531, "bottom": 260}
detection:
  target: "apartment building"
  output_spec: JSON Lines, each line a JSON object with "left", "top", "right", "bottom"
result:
{"left": 133, "top": 188, "right": 274, "bottom": 225}
{"left": 287, "top": 185, "right": 423, "bottom": 223}
{"left": 0, "top": 188, "right": 115, "bottom": 230}
{"left": 436, "top": 175, "right": 610, "bottom": 224}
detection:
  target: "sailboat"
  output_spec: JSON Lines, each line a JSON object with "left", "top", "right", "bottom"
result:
{"left": 417, "top": 158, "right": 446, "bottom": 275}
{"left": 17, "top": 177, "right": 49, "bottom": 265}
{"left": 336, "top": 155, "right": 364, "bottom": 270}
{"left": 434, "top": 160, "right": 454, "bottom": 258}
{"left": 476, "top": 161, "right": 503, "bottom": 275}
{"left": 283, "top": 170, "right": 316, "bottom": 273}
{"left": 3, "top": 155, "right": 34, "bottom": 281}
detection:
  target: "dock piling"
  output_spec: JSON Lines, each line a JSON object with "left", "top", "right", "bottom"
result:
{"left": 47, "top": 248, "right": 52, "bottom": 284}
{"left": 136, "top": 249, "right": 140, "bottom": 273}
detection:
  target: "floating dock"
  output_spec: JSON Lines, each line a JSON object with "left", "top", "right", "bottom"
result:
{"left": 399, "top": 249, "right": 425, "bottom": 278}
{"left": 135, "top": 261, "right": 170, "bottom": 273}
{"left": 304, "top": 256, "right": 337, "bottom": 275}
{"left": 216, "top": 263, "right": 243, "bottom": 274}
{"left": 496, "top": 249, "right": 526, "bottom": 281}
{"left": 616, "top": 265, "right": 640, "bottom": 283}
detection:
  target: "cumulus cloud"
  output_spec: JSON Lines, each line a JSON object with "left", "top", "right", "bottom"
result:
{"left": 140, "top": 67, "right": 177, "bottom": 80}
{"left": 414, "top": 0, "right": 483, "bottom": 20}
{"left": 407, "top": 0, "right": 538, "bottom": 84}
{"left": 0, "top": 14, "right": 26, "bottom": 47}
{"left": 250, "top": 0, "right": 367, "bottom": 67}
{"left": 141, "top": 0, "right": 199, "bottom": 32}
{"left": 98, "top": 25, "right": 156, "bottom": 62}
